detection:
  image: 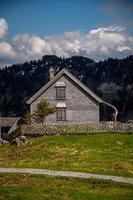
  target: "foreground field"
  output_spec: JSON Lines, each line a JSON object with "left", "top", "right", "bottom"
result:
{"left": 0, "top": 173, "right": 133, "bottom": 200}
{"left": 0, "top": 134, "right": 133, "bottom": 177}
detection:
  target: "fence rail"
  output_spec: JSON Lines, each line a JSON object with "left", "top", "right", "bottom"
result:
{"left": 21, "top": 121, "right": 133, "bottom": 136}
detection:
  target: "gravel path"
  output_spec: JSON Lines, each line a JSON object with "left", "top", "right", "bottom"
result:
{"left": 0, "top": 167, "right": 133, "bottom": 184}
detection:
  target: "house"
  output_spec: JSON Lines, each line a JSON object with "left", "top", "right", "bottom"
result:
{"left": 26, "top": 68, "right": 106, "bottom": 123}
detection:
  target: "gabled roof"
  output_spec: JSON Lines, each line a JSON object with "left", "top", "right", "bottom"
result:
{"left": 26, "top": 68, "right": 103, "bottom": 104}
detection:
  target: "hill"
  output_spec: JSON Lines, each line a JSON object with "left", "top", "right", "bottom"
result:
{"left": 0, "top": 55, "right": 133, "bottom": 121}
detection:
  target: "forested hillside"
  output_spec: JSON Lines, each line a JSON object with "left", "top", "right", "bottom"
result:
{"left": 0, "top": 55, "right": 133, "bottom": 121}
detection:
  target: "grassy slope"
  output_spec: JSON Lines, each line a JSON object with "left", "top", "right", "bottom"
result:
{"left": 0, "top": 173, "right": 133, "bottom": 200}
{"left": 0, "top": 135, "right": 133, "bottom": 177}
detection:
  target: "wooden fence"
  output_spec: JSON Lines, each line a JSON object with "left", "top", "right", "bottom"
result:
{"left": 21, "top": 121, "right": 133, "bottom": 136}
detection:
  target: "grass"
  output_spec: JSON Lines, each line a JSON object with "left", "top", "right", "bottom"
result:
{"left": 0, "top": 134, "right": 133, "bottom": 177}
{"left": 0, "top": 173, "right": 133, "bottom": 200}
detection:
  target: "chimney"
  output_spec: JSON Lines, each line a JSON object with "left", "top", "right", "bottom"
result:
{"left": 49, "top": 67, "right": 55, "bottom": 80}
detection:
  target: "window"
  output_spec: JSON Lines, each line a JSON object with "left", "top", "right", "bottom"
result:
{"left": 56, "top": 107, "right": 66, "bottom": 121}
{"left": 56, "top": 87, "right": 66, "bottom": 99}
{"left": 55, "top": 81, "right": 66, "bottom": 100}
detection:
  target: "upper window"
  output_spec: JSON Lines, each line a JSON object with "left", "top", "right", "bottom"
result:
{"left": 56, "top": 87, "right": 66, "bottom": 99}
{"left": 55, "top": 82, "right": 66, "bottom": 100}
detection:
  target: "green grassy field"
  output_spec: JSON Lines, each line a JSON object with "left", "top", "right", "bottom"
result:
{"left": 0, "top": 173, "right": 133, "bottom": 200}
{"left": 0, "top": 134, "right": 133, "bottom": 177}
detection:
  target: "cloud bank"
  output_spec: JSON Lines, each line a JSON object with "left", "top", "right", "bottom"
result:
{"left": 0, "top": 18, "right": 133, "bottom": 67}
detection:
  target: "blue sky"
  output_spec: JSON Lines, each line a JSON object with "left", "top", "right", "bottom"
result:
{"left": 1, "top": 0, "right": 132, "bottom": 38}
{"left": 0, "top": 0, "right": 133, "bottom": 67}
{"left": 0, "top": 0, "right": 105, "bottom": 38}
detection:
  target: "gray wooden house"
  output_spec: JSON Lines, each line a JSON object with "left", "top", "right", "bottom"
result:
{"left": 27, "top": 68, "right": 104, "bottom": 123}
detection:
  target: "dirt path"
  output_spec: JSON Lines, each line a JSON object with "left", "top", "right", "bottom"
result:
{"left": 0, "top": 167, "right": 133, "bottom": 184}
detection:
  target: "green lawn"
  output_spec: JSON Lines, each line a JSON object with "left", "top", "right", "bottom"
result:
{"left": 0, "top": 173, "right": 133, "bottom": 200}
{"left": 0, "top": 134, "right": 133, "bottom": 177}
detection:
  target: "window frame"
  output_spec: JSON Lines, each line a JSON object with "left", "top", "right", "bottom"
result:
{"left": 56, "top": 86, "right": 66, "bottom": 100}
{"left": 56, "top": 107, "right": 66, "bottom": 121}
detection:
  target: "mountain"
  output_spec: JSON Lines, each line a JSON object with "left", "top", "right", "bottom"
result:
{"left": 0, "top": 55, "right": 133, "bottom": 121}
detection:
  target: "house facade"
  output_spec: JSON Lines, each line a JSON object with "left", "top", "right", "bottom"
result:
{"left": 27, "top": 68, "right": 103, "bottom": 123}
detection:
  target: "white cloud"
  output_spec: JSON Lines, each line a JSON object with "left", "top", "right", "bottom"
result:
{"left": 0, "top": 18, "right": 8, "bottom": 40}
{"left": 0, "top": 18, "right": 133, "bottom": 67}
{"left": 11, "top": 34, "right": 53, "bottom": 61}
{"left": 90, "top": 25, "right": 126, "bottom": 34}
{"left": 117, "top": 46, "right": 131, "bottom": 52}
{"left": 0, "top": 42, "right": 16, "bottom": 58}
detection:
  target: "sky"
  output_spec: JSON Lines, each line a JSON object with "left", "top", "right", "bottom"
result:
{"left": 0, "top": 0, "right": 133, "bottom": 67}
